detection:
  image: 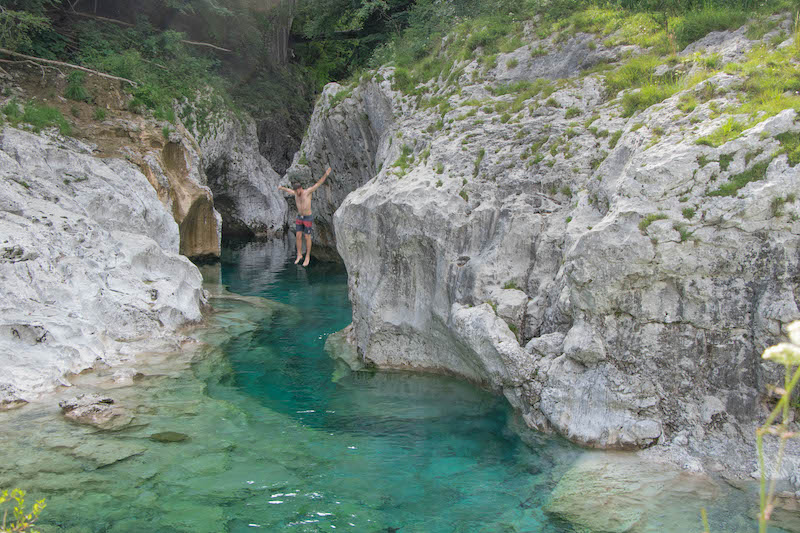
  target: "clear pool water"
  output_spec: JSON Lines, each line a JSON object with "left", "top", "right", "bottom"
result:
{"left": 0, "top": 240, "right": 773, "bottom": 533}
{"left": 214, "top": 240, "right": 580, "bottom": 532}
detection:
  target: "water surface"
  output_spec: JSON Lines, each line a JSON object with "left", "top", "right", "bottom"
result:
{"left": 0, "top": 239, "right": 774, "bottom": 533}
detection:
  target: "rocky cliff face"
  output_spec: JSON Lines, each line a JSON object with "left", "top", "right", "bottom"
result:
{"left": 193, "top": 105, "right": 288, "bottom": 241}
{"left": 0, "top": 127, "right": 206, "bottom": 408}
{"left": 298, "top": 20, "right": 800, "bottom": 475}
{"left": 283, "top": 81, "right": 394, "bottom": 254}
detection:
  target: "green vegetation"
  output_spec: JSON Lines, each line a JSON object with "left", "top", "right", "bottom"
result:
{"left": 608, "top": 130, "right": 623, "bottom": 149}
{"left": 474, "top": 147, "right": 485, "bottom": 176}
{"left": 639, "top": 212, "right": 668, "bottom": 232}
{"left": 459, "top": 189, "right": 469, "bottom": 202}
{"left": 564, "top": 106, "right": 581, "bottom": 119}
{"left": 776, "top": 131, "right": 800, "bottom": 166}
{"left": 3, "top": 99, "right": 70, "bottom": 135}
{"left": 707, "top": 160, "right": 770, "bottom": 196}
{"left": 696, "top": 118, "right": 746, "bottom": 147}
{"left": 64, "top": 71, "right": 91, "bottom": 103}
{"left": 673, "top": 222, "right": 693, "bottom": 242}
{"left": 94, "top": 107, "right": 107, "bottom": 121}
{"left": 0, "top": 488, "right": 46, "bottom": 533}
{"left": 329, "top": 88, "right": 353, "bottom": 108}
{"left": 502, "top": 280, "right": 519, "bottom": 290}
{"left": 719, "top": 152, "right": 734, "bottom": 171}
{"left": 682, "top": 207, "right": 696, "bottom": 219}
{"left": 393, "top": 144, "right": 414, "bottom": 172}
{"left": 771, "top": 196, "right": 786, "bottom": 217}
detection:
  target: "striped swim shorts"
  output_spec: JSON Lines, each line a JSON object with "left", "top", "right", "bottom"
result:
{"left": 295, "top": 214, "right": 313, "bottom": 235}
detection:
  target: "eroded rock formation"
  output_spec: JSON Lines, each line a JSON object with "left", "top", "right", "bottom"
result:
{"left": 195, "top": 110, "right": 288, "bottom": 241}
{"left": 0, "top": 128, "right": 206, "bottom": 404}
{"left": 296, "top": 21, "right": 800, "bottom": 475}
{"left": 283, "top": 81, "right": 394, "bottom": 255}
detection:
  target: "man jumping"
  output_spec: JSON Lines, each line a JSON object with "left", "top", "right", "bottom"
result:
{"left": 278, "top": 167, "right": 331, "bottom": 266}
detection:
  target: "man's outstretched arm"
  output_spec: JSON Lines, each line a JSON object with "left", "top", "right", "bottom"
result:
{"left": 307, "top": 167, "right": 331, "bottom": 193}
{"left": 277, "top": 186, "right": 296, "bottom": 195}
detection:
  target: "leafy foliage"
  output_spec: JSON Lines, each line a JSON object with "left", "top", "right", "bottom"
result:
{"left": 0, "top": 488, "right": 46, "bottom": 533}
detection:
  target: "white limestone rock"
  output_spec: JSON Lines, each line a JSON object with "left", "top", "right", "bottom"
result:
{"left": 283, "top": 78, "right": 395, "bottom": 254}
{"left": 192, "top": 102, "right": 287, "bottom": 239}
{"left": 313, "top": 22, "right": 800, "bottom": 472}
{"left": 0, "top": 127, "right": 206, "bottom": 400}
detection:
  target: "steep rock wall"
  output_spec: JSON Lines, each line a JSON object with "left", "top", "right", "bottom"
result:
{"left": 195, "top": 111, "right": 288, "bottom": 241}
{"left": 301, "top": 22, "right": 800, "bottom": 474}
{"left": 0, "top": 128, "right": 206, "bottom": 407}
{"left": 282, "top": 81, "right": 394, "bottom": 254}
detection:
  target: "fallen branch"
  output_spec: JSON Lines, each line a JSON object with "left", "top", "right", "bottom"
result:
{"left": 179, "top": 40, "right": 232, "bottom": 53}
{"left": 0, "top": 58, "right": 56, "bottom": 81}
{"left": 68, "top": 11, "right": 232, "bottom": 52}
{"left": 0, "top": 48, "right": 137, "bottom": 86}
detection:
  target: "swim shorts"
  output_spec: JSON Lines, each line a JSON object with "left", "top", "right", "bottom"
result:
{"left": 295, "top": 214, "right": 313, "bottom": 235}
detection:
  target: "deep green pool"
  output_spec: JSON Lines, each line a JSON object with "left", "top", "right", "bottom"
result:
{"left": 214, "top": 241, "right": 580, "bottom": 532}
{"left": 0, "top": 240, "right": 769, "bottom": 533}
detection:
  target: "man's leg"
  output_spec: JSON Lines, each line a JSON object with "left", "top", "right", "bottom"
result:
{"left": 303, "top": 233, "right": 312, "bottom": 266}
{"left": 294, "top": 231, "right": 303, "bottom": 264}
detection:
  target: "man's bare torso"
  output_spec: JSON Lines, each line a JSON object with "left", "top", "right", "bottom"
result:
{"left": 296, "top": 190, "right": 313, "bottom": 215}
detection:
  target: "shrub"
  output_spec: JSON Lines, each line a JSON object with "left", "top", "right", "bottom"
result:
{"left": 392, "top": 68, "right": 415, "bottom": 92}
{"left": 564, "top": 106, "right": 580, "bottom": 119}
{"left": 0, "top": 488, "right": 46, "bottom": 532}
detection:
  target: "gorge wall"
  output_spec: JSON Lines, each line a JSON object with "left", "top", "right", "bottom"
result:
{"left": 0, "top": 68, "right": 231, "bottom": 407}
{"left": 298, "top": 18, "right": 800, "bottom": 475}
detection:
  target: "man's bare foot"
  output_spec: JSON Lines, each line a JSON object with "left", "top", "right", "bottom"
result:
{"left": 302, "top": 255, "right": 310, "bottom": 267}
{"left": 294, "top": 255, "right": 303, "bottom": 264}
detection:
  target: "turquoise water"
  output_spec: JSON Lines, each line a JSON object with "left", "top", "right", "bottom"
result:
{"left": 1, "top": 240, "right": 771, "bottom": 532}
{"left": 215, "top": 241, "right": 580, "bottom": 532}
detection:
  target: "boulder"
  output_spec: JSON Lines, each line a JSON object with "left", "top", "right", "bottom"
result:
{"left": 59, "top": 394, "right": 133, "bottom": 431}
{"left": 545, "top": 453, "right": 720, "bottom": 533}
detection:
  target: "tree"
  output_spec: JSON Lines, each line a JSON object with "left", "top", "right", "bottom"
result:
{"left": 0, "top": 1, "right": 55, "bottom": 51}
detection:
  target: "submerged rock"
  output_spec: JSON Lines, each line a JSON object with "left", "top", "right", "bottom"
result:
{"left": 0, "top": 384, "right": 27, "bottom": 411}
{"left": 59, "top": 394, "right": 133, "bottom": 431}
{"left": 544, "top": 453, "right": 719, "bottom": 532}
{"left": 150, "top": 431, "right": 190, "bottom": 443}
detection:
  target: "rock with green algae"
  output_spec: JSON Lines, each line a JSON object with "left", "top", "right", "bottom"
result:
{"left": 544, "top": 452, "right": 719, "bottom": 533}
